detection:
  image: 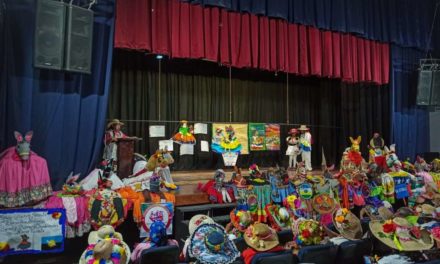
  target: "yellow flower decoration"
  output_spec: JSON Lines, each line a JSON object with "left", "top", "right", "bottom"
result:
{"left": 47, "top": 240, "right": 56, "bottom": 248}
{"left": 341, "top": 208, "right": 349, "bottom": 215}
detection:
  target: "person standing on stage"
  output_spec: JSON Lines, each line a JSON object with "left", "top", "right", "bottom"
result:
{"left": 299, "top": 125, "right": 313, "bottom": 171}
{"left": 103, "top": 119, "right": 127, "bottom": 162}
{"left": 286, "top": 128, "right": 301, "bottom": 168}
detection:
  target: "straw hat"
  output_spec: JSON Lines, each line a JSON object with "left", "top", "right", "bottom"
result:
{"left": 369, "top": 218, "right": 434, "bottom": 251}
{"left": 332, "top": 208, "right": 363, "bottom": 240}
{"left": 265, "top": 204, "right": 291, "bottom": 231}
{"left": 292, "top": 218, "right": 325, "bottom": 246}
{"left": 244, "top": 223, "right": 280, "bottom": 251}
{"left": 312, "top": 193, "right": 336, "bottom": 214}
{"left": 107, "top": 119, "right": 124, "bottom": 129}
{"left": 88, "top": 225, "right": 123, "bottom": 244}
{"left": 298, "top": 125, "right": 309, "bottom": 131}
{"left": 189, "top": 214, "right": 215, "bottom": 235}
{"left": 230, "top": 209, "right": 252, "bottom": 233}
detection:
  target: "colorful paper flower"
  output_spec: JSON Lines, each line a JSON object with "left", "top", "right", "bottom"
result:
{"left": 301, "top": 229, "right": 311, "bottom": 239}
{"left": 431, "top": 226, "right": 440, "bottom": 239}
{"left": 52, "top": 212, "right": 61, "bottom": 219}
{"left": 335, "top": 215, "right": 345, "bottom": 223}
{"left": 382, "top": 220, "right": 396, "bottom": 234}
{"left": 47, "top": 240, "right": 56, "bottom": 248}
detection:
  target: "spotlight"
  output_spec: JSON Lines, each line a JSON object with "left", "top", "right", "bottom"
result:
{"left": 156, "top": 54, "right": 163, "bottom": 60}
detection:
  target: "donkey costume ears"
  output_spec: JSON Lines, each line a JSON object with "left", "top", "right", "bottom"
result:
{"left": 14, "top": 131, "right": 33, "bottom": 142}
{"left": 349, "top": 136, "right": 361, "bottom": 144}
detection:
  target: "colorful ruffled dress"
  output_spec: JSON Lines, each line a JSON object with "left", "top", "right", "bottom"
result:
{"left": 172, "top": 124, "right": 196, "bottom": 144}
{"left": 0, "top": 147, "right": 52, "bottom": 207}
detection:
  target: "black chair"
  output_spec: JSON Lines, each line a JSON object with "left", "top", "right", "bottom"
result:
{"left": 255, "top": 250, "right": 298, "bottom": 264}
{"left": 277, "top": 229, "right": 294, "bottom": 245}
{"left": 297, "top": 243, "right": 338, "bottom": 264}
{"left": 140, "top": 245, "right": 180, "bottom": 264}
{"left": 335, "top": 238, "right": 373, "bottom": 263}
{"left": 234, "top": 237, "right": 248, "bottom": 252}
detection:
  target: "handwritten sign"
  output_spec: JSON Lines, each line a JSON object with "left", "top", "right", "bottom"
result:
{"left": 139, "top": 203, "right": 174, "bottom": 238}
{"left": 194, "top": 123, "right": 208, "bottom": 134}
{"left": 149, "top": 125, "right": 165, "bottom": 138}
{"left": 0, "top": 208, "right": 65, "bottom": 256}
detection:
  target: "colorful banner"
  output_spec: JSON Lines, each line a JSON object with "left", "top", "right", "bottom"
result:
{"left": 249, "top": 123, "right": 266, "bottom": 151}
{"left": 212, "top": 123, "right": 249, "bottom": 154}
{"left": 265, "top": 124, "right": 281, "bottom": 150}
{"left": 140, "top": 202, "right": 174, "bottom": 238}
{"left": 0, "top": 208, "right": 66, "bottom": 257}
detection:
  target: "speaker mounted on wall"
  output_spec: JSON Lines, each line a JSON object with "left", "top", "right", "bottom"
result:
{"left": 64, "top": 4, "right": 94, "bottom": 74}
{"left": 34, "top": 0, "right": 66, "bottom": 70}
{"left": 417, "top": 59, "right": 440, "bottom": 106}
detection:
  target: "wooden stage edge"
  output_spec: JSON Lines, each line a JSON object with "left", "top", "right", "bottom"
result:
{"left": 171, "top": 168, "right": 322, "bottom": 207}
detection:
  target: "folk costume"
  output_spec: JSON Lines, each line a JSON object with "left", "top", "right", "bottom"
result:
{"left": 103, "top": 119, "right": 127, "bottom": 161}
{"left": 299, "top": 125, "right": 313, "bottom": 171}
{"left": 286, "top": 128, "right": 301, "bottom": 168}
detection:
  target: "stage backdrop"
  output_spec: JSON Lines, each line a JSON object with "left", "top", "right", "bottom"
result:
{"left": 108, "top": 50, "right": 390, "bottom": 169}
{"left": 0, "top": 0, "right": 116, "bottom": 190}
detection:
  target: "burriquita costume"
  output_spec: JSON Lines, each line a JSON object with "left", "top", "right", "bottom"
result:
{"left": 286, "top": 128, "right": 301, "bottom": 168}
{"left": 0, "top": 131, "right": 52, "bottom": 207}
{"left": 103, "top": 119, "right": 127, "bottom": 161}
{"left": 172, "top": 120, "right": 196, "bottom": 145}
{"left": 299, "top": 125, "right": 313, "bottom": 171}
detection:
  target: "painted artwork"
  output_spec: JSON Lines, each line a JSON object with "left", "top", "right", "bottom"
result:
{"left": 140, "top": 202, "right": 174, "bottom": 238}
{"left": 265, "top": 124, "right": 281, "bottom": 151}
{"left": 212, "top": 123, "right": 249, "bottom": 154}
{"left": 0, "top": 208, "right": 65, "bottom": 257}
{"left": 249, "top": 123, "right": 266, "bottom": 151}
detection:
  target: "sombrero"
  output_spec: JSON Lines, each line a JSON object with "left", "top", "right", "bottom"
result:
{"left": 244, "top": 223, "right": 280, "bottom": 252}
{"left": 107, "top": 119, "right": 124, "bottom": 129}
{"left": 292, "top": 218, "right": 325, "bottom": 246}
{"left": 189, "top": 223, "right": 240, "bottom": 264}
{"left": 369, "top": 217, "right": 434, "bottom": 251}
{"left": 230, "top": 209, "right": 252, "bottom": 233}
{"left": 312, "top": 193, "right": 336, "bottom": 214}
{"left": 298, "top": 125, "right": 309, "bottom": 131}
{"left": 332, "top": 208, "right": 363, "bottom": 240}
{"left": 265, "top": 204, "right": 291, "bottom": 231}
{"left": 415, "top": 204, "right": 437, "bottom": 219}
{"left": 88, "top": 225, "right": 123, "bottom": 245}
{"left": 189, "top": 214, "right": 215, "bottom": 236}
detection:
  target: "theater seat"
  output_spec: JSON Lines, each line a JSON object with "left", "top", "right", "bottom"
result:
{"left": 297, "top": 243, "right": 338, "bottom": 264}
{"left": 335, "top": 238, "right": 373, "bottom": 263}
{"left": 140, "top": 245, "right": 179, "bottom": 264}
{"left": 254, "top": 250, "right": 298, "bottom": 264}
{"left": 234, "top": 237, "right": 248, "bottom": 252}
{"left": 277, "top": 229, "right": 294, "bottom": 245}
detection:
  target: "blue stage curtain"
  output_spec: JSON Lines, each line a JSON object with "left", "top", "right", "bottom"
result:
{"left": 391, "top": 45, "right": 430, "bottom": 160}
{"left": 0, "top": 0, "right": 115, "bottom": 190}
{"left": 181, "top": 0, "right": 438, "bottom": 51}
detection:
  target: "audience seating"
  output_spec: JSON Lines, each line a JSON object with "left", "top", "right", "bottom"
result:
{"left": 140, "top": 245, "right": 180, "bottom": 264}
{"left": 297, "top": 243, "right": 339, "bottom": 264}
{"left": 335, "top": 238, "right": 373, "bottom": 263}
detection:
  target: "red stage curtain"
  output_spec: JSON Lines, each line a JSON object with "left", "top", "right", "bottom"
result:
{"left": 115, "top": 0, "right": 390, "bottom": 85}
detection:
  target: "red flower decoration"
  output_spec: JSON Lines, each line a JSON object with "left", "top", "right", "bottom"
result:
{"left": 410, "top": 226, "right": 421, "bottom": 239}
{"left": 301, "top": 229, "right": 311, "bottom": 239}
{"left": 382, "top": 222, "right": 396, "bottom": 234}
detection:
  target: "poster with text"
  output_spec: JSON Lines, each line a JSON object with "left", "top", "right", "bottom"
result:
{"left": 265, "top": 124, "right": 281, "bottom": 150}
{"left": 0, "top": 208, "right": 66, "bottom": 257}
{"left": 212, "top": 123, "right": 248, "bottom": 154}
{"left": 249, "top": 123, "right": 266, "bottom": 151}
{"left": 140, "top": 203, "right": 174, "bottom": 238}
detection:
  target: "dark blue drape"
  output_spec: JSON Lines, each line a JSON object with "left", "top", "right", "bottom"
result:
{"left": 0, "top": 0, "right": 115, "bottom": 190}
{"left": 182, "top": 0, "right": 439, "bottom": 51}
{"left": 391, "top": 45, "right": 430, "bottom": 160}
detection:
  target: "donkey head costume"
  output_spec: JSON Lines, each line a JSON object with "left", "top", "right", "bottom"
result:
{"left": 14, "top": 131, "right": 33, "bottom": 161}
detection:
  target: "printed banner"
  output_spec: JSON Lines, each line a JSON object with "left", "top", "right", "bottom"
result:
{"left": 0, "top": 208, "right": 66, "bottom": 257}
{"left": 265, "top": 124, "right": 281, "bottom": 150}
{"left": 249, "top": 123, "right": 266, "bottom": 151}
{"left": 212, "top": 123, "right": 249, "bottom": 154}
{"left": 140, "top": 203, "right": 174, "bottom": 238}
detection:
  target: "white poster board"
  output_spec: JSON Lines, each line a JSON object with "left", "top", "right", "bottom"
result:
{"left": 159, "top": 140, "right": 174, "bottom": 151}
{"left": 194, "top": 123, "right": 208, "bottom": 134}
{"left": 149, "top": 125, "right": 165, "bottom": 138}
{"left": 0, "top": 208, "right": 65, "bottom": 256}
{"left": 140, "top": 203, "right": 174, "bottom": 238}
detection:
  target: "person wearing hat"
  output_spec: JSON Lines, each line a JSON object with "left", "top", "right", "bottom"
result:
{"left": 242, "top": 222, "right": 285, "bottom": 264}
{"left": 103, "top": 119, "right": 127, "bottom": 162}
{"left": 181, "top": 214, "right": 215, "bottom": 261}
{"left": 299, "top": 125, "right": 313, "bottom": 171}
{"left": 131, "top": 221, "right": 179, "bottom": 264}
{"left": 79, "top": 225, "right": 131, "bottom": 264}
{"left": 188, "top": 222, "right": 240, "bottom": 264}
{"left": 286, "top": 128, "right": 301, "bottom": 168}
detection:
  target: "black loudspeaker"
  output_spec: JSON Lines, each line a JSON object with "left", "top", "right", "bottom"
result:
{"left": 34, "top": 0, "right": 66, "bottom": 70}
{"left": 64, "top": 5, "right": 93, "bottom": 74}
{"left": 417, "top": 70, "right": 433, "bottom": 106}
{"left": 431, "top": 71, "right": 440, "bottom": 106}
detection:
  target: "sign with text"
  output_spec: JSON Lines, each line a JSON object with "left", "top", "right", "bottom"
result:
{"left": 0, "top": 208, "right": 66, "bottom": 256}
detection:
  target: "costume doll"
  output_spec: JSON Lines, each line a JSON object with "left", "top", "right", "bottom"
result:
{"left": 286, "top": 128, "right": 301, "bottom": 168}
{"left": 0, "top": 131, "right": 52, "bottom": 207}
{"left": 172, "top": 120, "right": 196, "bottom": 145}
{"left": 299, "top": 125, "right": 313, "bottom": 171}
{"left": 199, "top": 169, "right": 235, "bottom": 203}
